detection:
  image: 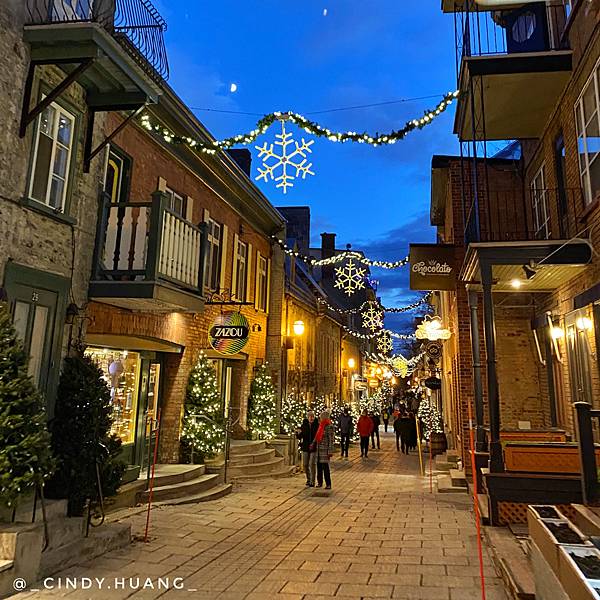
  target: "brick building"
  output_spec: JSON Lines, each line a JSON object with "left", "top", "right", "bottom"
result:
{"left": 430, "top": 0, "right": 600, "bottom": 523}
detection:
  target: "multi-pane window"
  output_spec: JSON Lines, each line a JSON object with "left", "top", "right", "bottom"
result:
{"left": 29, "top": 102, "right": 75, "bottom": 211}
{"left": 164, "top": 186, "right": 185, "bottom": 217}
{"left": 234, "top": 240, "right": 248, "bottom": 301}
{"left": 576, "top": 62, "right": 600, "bottom": 206}
{"left": 204, "top": 219, "right": 222, "bottom": 291}
{"left": 531, "top": 165, "right": 550, "bottom": 239}
{"left": 256, "top": 254, "right": 268, "bottom": 311}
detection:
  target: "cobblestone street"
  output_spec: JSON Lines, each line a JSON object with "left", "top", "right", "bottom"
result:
{"left": 16, "top": 433, "right": 507, "bottom": 599}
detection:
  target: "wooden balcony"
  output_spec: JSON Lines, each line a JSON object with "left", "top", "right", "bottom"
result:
{"left": 89, "top": 192, "right": 206, "bottom": 312}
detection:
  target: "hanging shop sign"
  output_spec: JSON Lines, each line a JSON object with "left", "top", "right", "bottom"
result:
{"left": 424, "top": 376, "right": 442, "bottom": 390}
{"left": 209, "top": 312, "right": 250, "bottom": 355}
{"left": 354, "top": 381, "right": 368, "bottom": 391}
{"left": 409, "top": 244, "right": 456, "bottom": 291}
{"left": 425, "top": 341, "right": 443, "bottom": 361}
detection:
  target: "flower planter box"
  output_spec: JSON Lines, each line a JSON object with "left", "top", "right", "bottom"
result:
{"left": 530, "top": 505, "right": 566, "bottom": 520}
{"left": 528, "top": 507, "right": 590, "bottom": 573}
{"left": 505, "top": 443, "right": 600, "bottom": 474}
{"left": 558, "top": 545, "right": 600, "bottom": 600}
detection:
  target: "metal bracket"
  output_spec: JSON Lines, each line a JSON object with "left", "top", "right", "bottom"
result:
{"left": 19, "top": 59, "right": 95, "bottom": 138}
{"left": 205, "top": 289, "right": 254, "bottom": 306}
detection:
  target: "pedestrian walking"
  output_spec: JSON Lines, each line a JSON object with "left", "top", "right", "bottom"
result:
{"left": 370, "top": 411, "right": 381, "bottom": 449}
{"left": 408, "top": 411, "right": 418, "bottom": 451}
{"left": 382, "top": 407, "right": 390, "bottom": 432}
{"left": 315, "top": 410, "right": 335, "bottom": 489}
{"left": 357, "top": 409, "right": 374, "bottom": 458}
{"left": 297, "top": 411, "right": 319, "bottom": 486}
{"left": 395, "top": 412, "right": 413, "bottom": 454}
{"left": 337, "top": 407, "right": 353, "bottom": 458}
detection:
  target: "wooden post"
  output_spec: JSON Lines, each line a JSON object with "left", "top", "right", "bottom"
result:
{"left": 574, "top": 402, "right": 598, "bottom": 505}
{"left": 146, "top": 192, "right": 167, "bottom": 281}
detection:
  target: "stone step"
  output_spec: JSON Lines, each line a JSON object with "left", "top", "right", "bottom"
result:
{"left": 437, "top": 474, "right": 467, "bottom": 494}
{"left": 229, "top": 448, "right": 276, "bottom": 466}
{"left": 139, "top": 474, "right": 220, "bottom": 503}
{"left": 39, "top": 522, "right": 130, "bottom": 578}
{"left": 46, "top": 516, "right": 84, "bottom": 551}
{"left": 229, "top": 440, "right": 267, "bottom": 455}
{"left": 156, "top": 484, "right": 233, "bottom": 506}
{"left": 450, "top": 468, "right": 467, "bottom": 487}
{"left": 446, "top": 450, "right": 460, "bottom": 463}
{"left": 0, "top": 560, "right": 13, "bottom": 574}
{"left": 227, "top": 457, "right": 284, "bottom": 477}
{"left": 151, "top": 464, "right": 206, "bottom": 487}
{"left": 231, "top": 466, "right": 296, "bottom": 482}
{"left": 434, "top": 455, "right": 454, "bottom": 472}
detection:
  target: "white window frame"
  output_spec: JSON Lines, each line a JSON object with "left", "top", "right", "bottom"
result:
{"left": 531, "top": 164, "right": 550, "bottom": 239}
{"left": 28, "top": 99, "right": 75, "bottom": 211}
{"left": 256, "top": 253, "right": 268, "bottom": 312}
{"left": 204, "top": 218, "right": 222, "bottom": 291}
{"left": 233, "top": 239, "right": 248, "bottom": 301}
{"left": 575, "top": 59, "right": 600, "bottom": 206}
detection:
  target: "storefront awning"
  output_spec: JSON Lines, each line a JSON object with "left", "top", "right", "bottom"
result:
{"left": 85, "top": 333, "right": 183, "bottom": 354}
{"left": 461, "top": 239, "right": 593, "bottom": 292}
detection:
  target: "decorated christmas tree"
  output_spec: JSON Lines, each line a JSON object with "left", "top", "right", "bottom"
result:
{"left": 181, "top": 352, "right": 225, "bottom": 460}
{"left": 46, "top": 350, "right": 125, "bottom": 516}
{"left": 247, "top": 364, "right": 277, "bottom": 439}
{"left": 0, "top": 303, "right": 54, "bottom": 508}
{"left": 281, "top": 392, "right": 308, "bottom": 434}
{"left": 417, "top": 394, "right": 444, "bottom": 439}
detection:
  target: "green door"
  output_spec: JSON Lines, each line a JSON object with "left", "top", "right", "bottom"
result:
{"left": 134, "top": 358, "right": 162, "bottom": 471}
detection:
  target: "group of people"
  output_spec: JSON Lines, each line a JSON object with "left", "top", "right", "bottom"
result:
{"left": 296, "top": 401, "right": 420, "bottom": 489}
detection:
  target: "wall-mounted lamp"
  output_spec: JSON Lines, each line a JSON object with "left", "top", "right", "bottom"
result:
{"left": 550, "top": 326, "right": 564, "bottom": 340}
{"left": 576, "top": 316, "right": 593, "bottom": 332}
{"left": 347, "top": 358, "right": 356, "bottom": 369}
{"left": 522, "top": 264, "right": 537, "bottom": 280}
{"left": 293, "top": 320, "right": 305, "bottom": 336}
{"left": 510, "top": 278, "right": 522, "bottom": 289}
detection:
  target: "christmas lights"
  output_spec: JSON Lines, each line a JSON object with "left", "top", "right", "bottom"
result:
{"left": 316, "top": 294, "right": 431, "bottom": 315}
{"left": 334, "top": 258, "right": 367, "bottom": 296}
{"left": 247, "top": 363, "right": 277, "bottom": 440}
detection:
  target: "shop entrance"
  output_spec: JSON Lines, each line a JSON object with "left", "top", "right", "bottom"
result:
{"left": 85, "top": 347, "right": 162, "bottom": 475}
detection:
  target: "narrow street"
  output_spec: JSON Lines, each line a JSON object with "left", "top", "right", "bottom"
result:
{"left": 18, "top": 432, "right": 507, "bottom": 600}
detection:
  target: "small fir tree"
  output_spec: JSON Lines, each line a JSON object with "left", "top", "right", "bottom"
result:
{"left": 0, "top": 304, "right": 54, "bottom": 508}
{"left": 281, "top": 392, "right": 308, "bottom": 434}
{"left": 181, "top": 352, "right": 225, "bottom": 460}
{"left": 46, "top": 350, "right": 125, "bottom": 516}
{"left": 247, "top": 364, "right": 277, "bottom": 440}
{"left": 417, "top": 394, "right": 444, "bottom": 439}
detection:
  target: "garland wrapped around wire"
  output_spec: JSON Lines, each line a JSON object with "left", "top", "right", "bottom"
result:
{"left": 271, "top": 236, "right": 409, "bottom": 269}
{"left": 317, "top": 294, "right": 431, "bottom": 315}
{"left": 342, "top": 326, "right": 415, "bottom": 340}
{"left": 138, "top": 91, "right": 460, "bottom": 156}
{"left": 365, "top": 351, "right": 425, "bottom": 368}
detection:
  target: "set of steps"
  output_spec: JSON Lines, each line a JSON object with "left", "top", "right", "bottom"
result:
{"left": 140, "top": 464, "right": 232, "bottom": 505}
{"left": 436, "top": 451, "right": 468, "bottom": 493}
{"left": 223, "top": 440, "right": 295, "bottom": 482}
{"left": 434, "top": 449, "right": 460, "bottom": 472}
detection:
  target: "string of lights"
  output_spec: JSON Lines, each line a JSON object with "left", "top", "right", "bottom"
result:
{"left": 139, "top": 91, "right": 459, "bottom": 155}
{"left": 271, "top": 236, "right": 409, "bottom": 270}
{"left": 342, "top": 326, "right": 415, "bottom": 341}
{"left": 317, "top": 294, "right": 431, "bottom": 316}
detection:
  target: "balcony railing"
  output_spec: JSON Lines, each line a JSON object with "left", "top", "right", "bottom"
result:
{"left": 93, "top": 192, "right": 205, "bottom": 293}
{"left": 25, "top": 0, "right": 169, "bottom": 80}
{"left": 464, "top": 187, "right": 585, "bottom": 245}
{"left": 456, "top": 2, "right": 570, "bottom": 62}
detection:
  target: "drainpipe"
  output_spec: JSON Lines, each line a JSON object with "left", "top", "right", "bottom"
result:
{"left": 468, "top": 290, "right": 486, "bottom": 451}
{"left": 481, "top": 262, "right": 504, "bottom": 472}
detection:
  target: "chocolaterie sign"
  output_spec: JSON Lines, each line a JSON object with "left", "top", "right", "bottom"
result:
{"left": 409, "top": 244, "right": 456, "bottom": 291}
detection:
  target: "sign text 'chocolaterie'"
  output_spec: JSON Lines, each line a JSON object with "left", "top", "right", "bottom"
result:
{"left": 409, "top": 244, "right": 456, "bottom": 291}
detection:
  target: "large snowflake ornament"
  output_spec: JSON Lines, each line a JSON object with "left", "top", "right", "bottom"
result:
{"left": 334, "top": 258, "right": 366, "bottom": 296}
{"left": 392, "top": 356, "right": 409, "bottom": 378}
{"left": 377, "top": 333, "right": 393, "bottom": 354}
{"left": 255, "top": 120, "right": 314, "bottom": 193}
{"left": 362, "top": 302, "right": 384, "bottom": 331}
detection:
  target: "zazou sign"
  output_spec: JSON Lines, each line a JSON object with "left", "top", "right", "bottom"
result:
{"left": 409, "top": 244, "right": 456, "bottom": 291}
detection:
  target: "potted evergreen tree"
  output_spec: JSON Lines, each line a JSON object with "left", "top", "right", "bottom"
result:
{"left": 247, "top": 363, "right": 277, "bottom": 440}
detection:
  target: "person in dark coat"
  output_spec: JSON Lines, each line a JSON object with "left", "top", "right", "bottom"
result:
{"left": 394, "top": 412, "right": 413, "bottom": 454}
{"left": 296, "top": 410, "right": 319, "bottom": 486}
{"left": 315, "top": 410, "right": 335, "bottom": 489}
{"left": 337, "top": 407, "right": 353, "bottom": 458}
{"left": 408, "top": 411, "right": 418, "bottom": 451}
{"left": 370, "top": 411, "right": 381, "bottom": 449}
{"left": 357, "top": 409, "right": 374, "bottom": 458}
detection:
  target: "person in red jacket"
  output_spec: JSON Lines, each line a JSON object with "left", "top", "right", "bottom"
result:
{"left": 357, "top": 409, "right": 374, "bottom": 458}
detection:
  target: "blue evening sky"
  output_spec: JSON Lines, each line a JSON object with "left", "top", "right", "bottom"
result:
{"left": 155, "top": 1, "right": 459, "bottom": 334}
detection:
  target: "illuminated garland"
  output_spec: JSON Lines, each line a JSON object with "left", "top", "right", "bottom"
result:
{"left": 317, "top": 294, "right": 431, "bottom": 316}
{"left": 139, "top": 91, "right": 459, "bottom": 155}
{"left": 343, "top": 326, "right": 415, "bottom": 340}
{"left": 271, "top": 236, "right": 409, "bottom": 269}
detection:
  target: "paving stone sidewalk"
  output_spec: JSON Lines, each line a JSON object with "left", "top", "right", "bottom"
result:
{"left": 15, "top": 431, "right": 507, "bottom": 599}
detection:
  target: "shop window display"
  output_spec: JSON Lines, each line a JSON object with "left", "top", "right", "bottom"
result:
{"left": 85, "top": 347, "right": 140, "bottom": 445}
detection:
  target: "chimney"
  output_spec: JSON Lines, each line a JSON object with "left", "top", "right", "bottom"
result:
{"left": 226, "top": 148, "right": 252, "bottom": 177}
{"left": 321, "top": 232, "right": 336, "bottom": 281}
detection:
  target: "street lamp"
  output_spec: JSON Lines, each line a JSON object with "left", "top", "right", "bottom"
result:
{"left": 347, "top": 357, "right": 356, "bottom": 369}
{"left": 293, "top": 320, "right": 305, "bottom": 336}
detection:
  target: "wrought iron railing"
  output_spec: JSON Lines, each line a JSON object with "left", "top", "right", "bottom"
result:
{"left": 25, "top": 0, "right": 169, "bottom": 80}
{"left": 464, "top": 187, "right": 585, "bottom": 245}
{"left": 455, "top": 1, "right": 570, "bottom": 62}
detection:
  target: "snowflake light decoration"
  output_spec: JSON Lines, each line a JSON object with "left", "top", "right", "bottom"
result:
{"left": 392, "top": 356, "right": 409, "bottom": 378}
{"left": 361, "top": 302, "right": 384, "bottom": 331}
{"left": 255, "top": 120, "right": 314, "bottom": 193}
{"left": 334, "top": 258, "right": 366, "bottom": 296}
{"left": 377, "top": 333, "right": 393, "bottom": 354}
